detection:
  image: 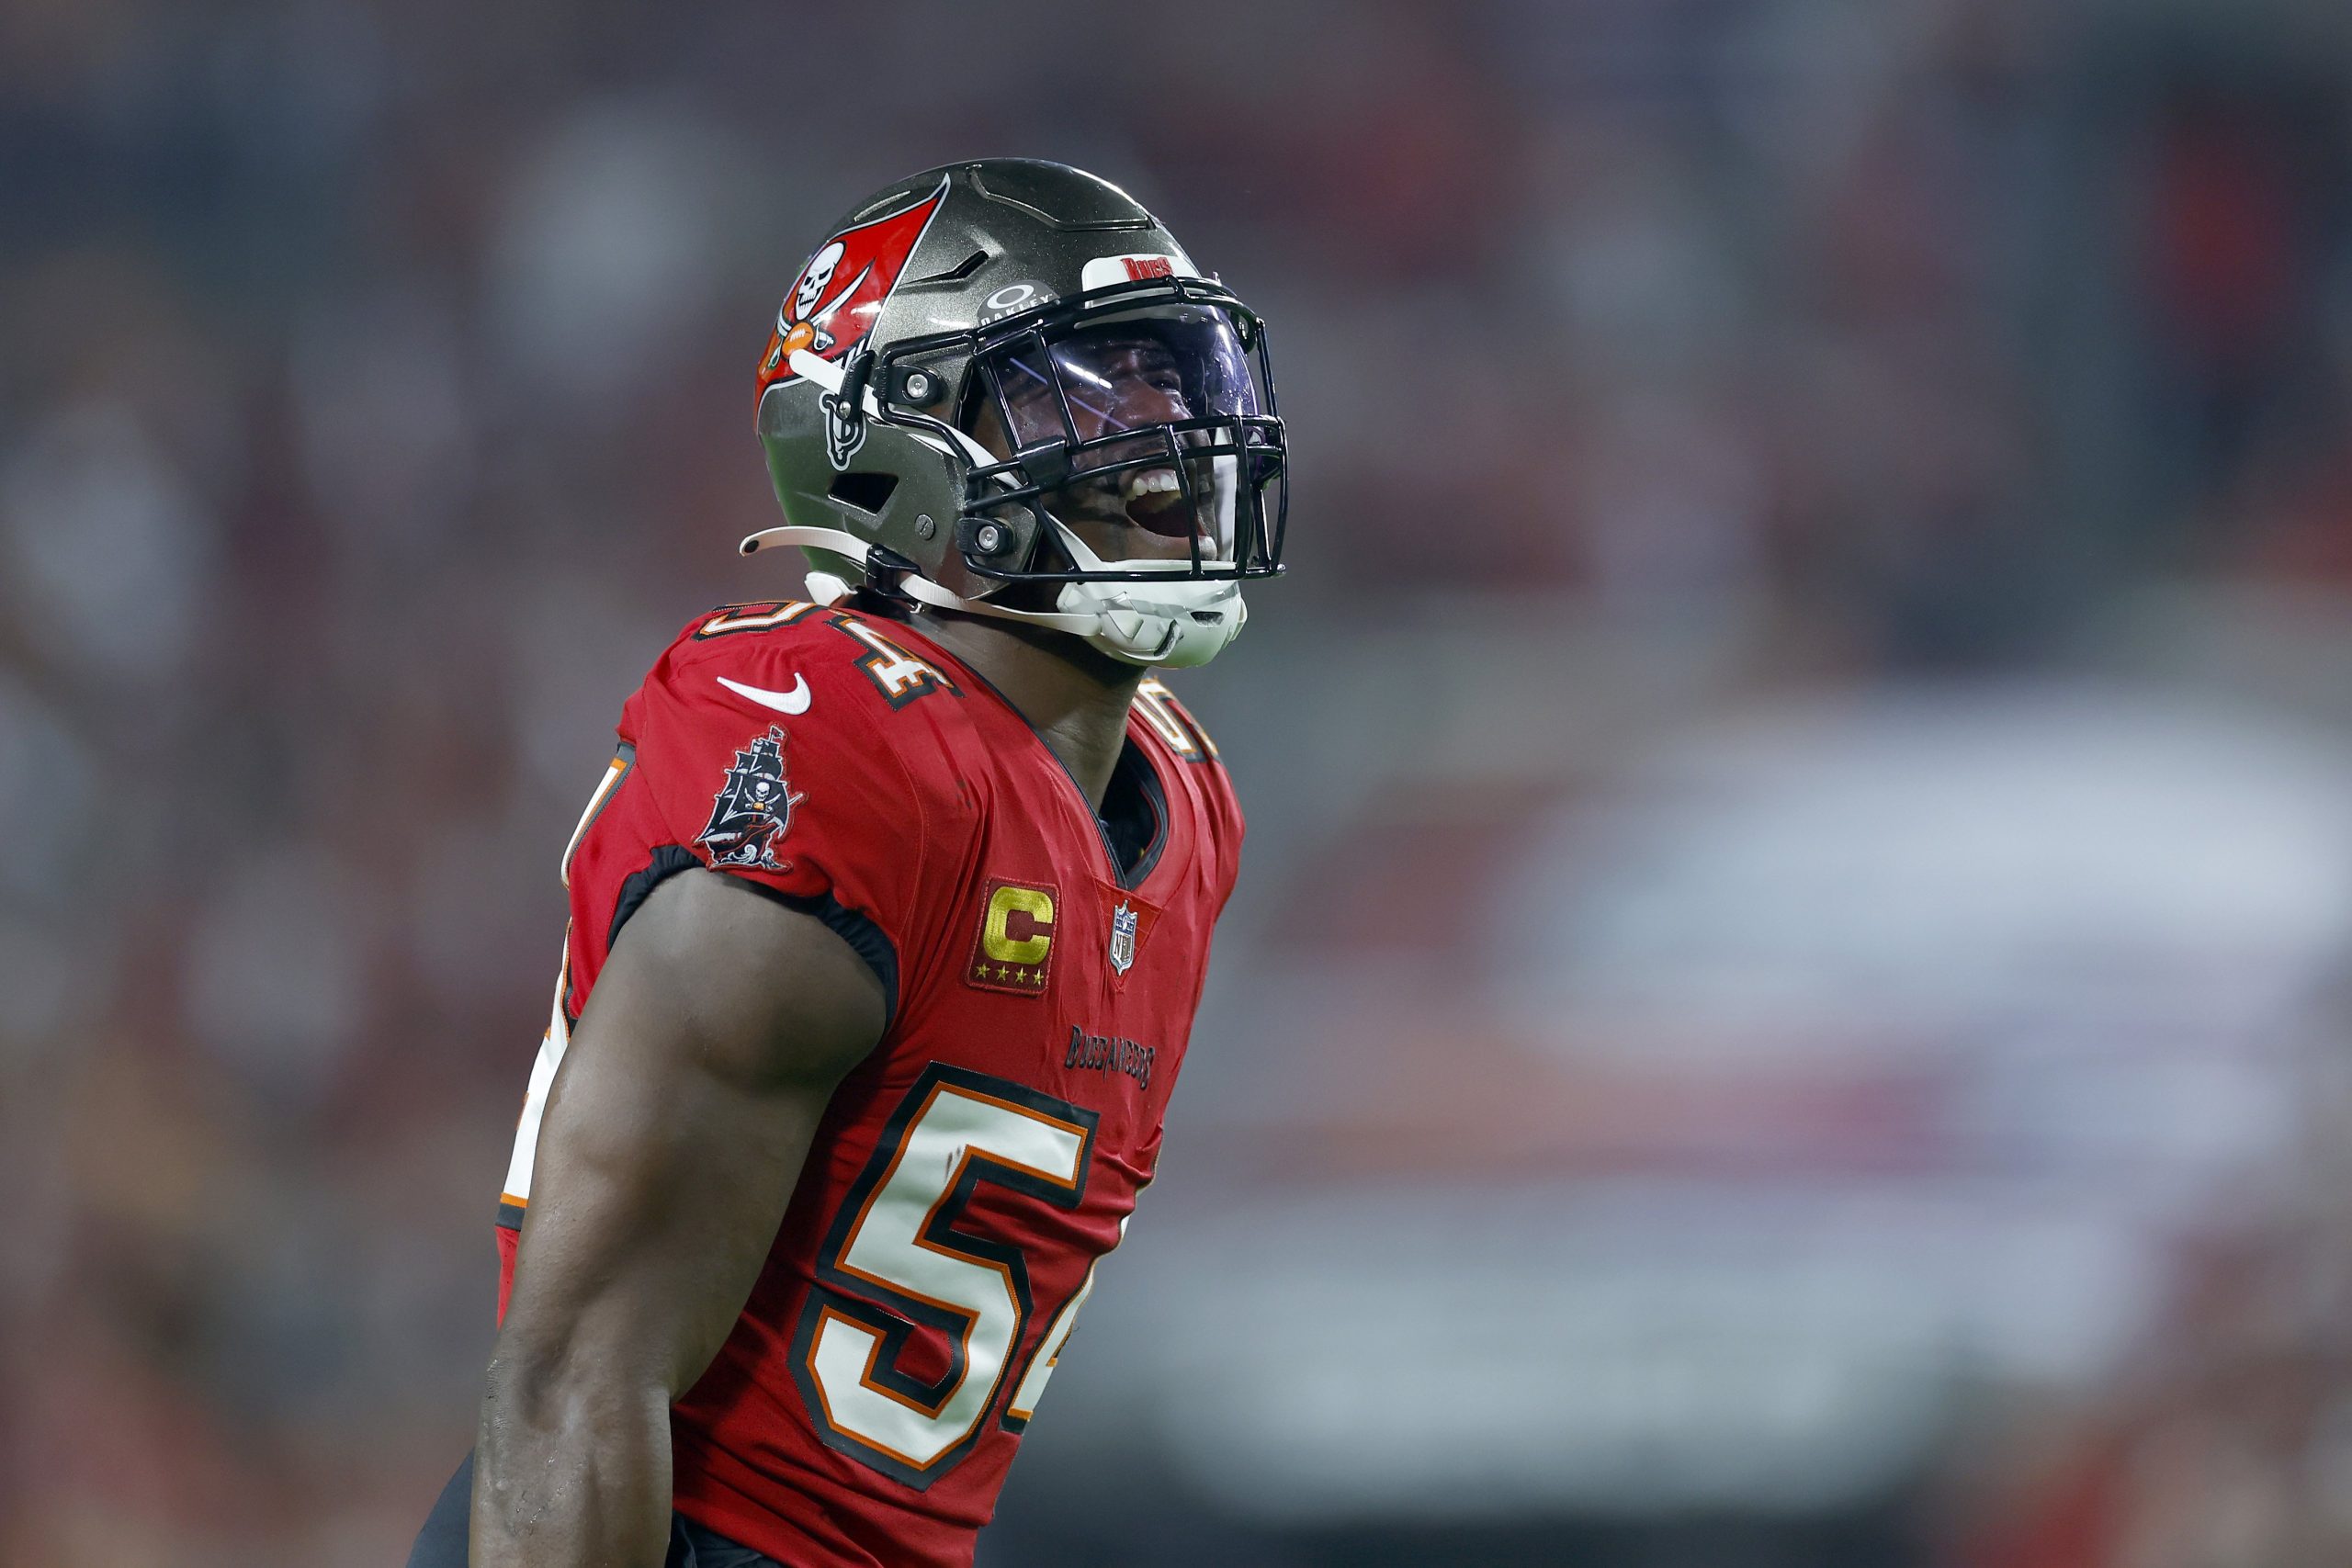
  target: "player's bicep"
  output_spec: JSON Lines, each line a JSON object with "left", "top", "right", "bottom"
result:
{"left": 493, "top": 867, "right": 885, "bottom": 1398}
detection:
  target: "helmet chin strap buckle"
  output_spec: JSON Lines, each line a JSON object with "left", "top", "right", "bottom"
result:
{"left": 857, "top": 543, "right": 923, "bottom": 606}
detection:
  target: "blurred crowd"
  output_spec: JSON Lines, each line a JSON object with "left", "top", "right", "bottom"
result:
{"left": 12, "top": 0, "right": 2352, "bottom": 1562}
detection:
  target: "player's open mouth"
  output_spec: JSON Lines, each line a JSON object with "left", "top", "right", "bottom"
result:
{"left": 1119, "top": 466, "right": 1190, "bottom": 536}
{"left": 1058, "top": 464, "right": 1214, "bottom": 555}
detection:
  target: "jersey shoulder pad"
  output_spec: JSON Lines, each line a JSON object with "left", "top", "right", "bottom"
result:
{"left": 652, "top": 598, "right": 968, "bottom": 726}
{"left": 618, "top": 599, "right": 969, "bottom": 934}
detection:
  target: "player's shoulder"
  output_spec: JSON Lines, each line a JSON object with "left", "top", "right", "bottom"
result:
{"left": 654, "top": 597, "right": 862, "bottom": 688}
{"left": 643, "top": 598, "right": 956, "bottom": 732}
{"left": 631, "top": 597, "right": 978, "bottom": 814}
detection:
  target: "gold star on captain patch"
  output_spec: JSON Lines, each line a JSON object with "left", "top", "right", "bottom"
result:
{"left": 996, "top": 964, "right": 1012, "bottom": 981}
{"left": 974, "top": 964, "right": 989, "bottom": 981}
{"left": 1015, "top": 967, "right": 1031, "bottom": 984}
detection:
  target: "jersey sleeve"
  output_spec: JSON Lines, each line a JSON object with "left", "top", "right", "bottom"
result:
{"left": 616, "top": 615, "right": 933, "bottom": 1021}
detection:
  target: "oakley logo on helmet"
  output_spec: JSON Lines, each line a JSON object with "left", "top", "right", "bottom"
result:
{"left": 978, "top": 281, "right": 1055, "bottom": 325}
{"left": 757, "top": 177, "right": 950, "bottom": 400}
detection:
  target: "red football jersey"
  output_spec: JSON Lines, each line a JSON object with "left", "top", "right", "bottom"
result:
{"left": 493, "top": 597, "right": 1242, "bottom": 1567}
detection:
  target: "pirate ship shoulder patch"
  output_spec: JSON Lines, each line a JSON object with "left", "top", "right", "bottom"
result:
{"left": 695, "top": 725, "right": 804, "bottom": 873}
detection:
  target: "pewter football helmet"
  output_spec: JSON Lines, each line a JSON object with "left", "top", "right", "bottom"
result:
{"left": 744, "top": 159, "right": 1286, "bottom": 668}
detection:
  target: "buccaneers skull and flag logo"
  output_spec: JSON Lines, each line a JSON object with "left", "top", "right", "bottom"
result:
{"left": 755, "top": 177, "right": 950, "bottom": 399}
{"left": 696, "top": 726, "right": 804, "bottom": 873}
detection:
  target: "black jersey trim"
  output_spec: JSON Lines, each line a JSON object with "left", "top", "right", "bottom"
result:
{"left": 606, "top": 846, "right": 901, "bottom": 1031}
{"left": 607, "top": 844, "right": 702, "bottom": 951}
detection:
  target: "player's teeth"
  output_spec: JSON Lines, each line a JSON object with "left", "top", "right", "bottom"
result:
{"left": 1122, "top": 468, "right": 1181, "bottom": 501}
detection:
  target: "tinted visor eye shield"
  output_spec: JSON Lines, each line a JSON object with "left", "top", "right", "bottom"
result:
{"left": 880, "top": 276, "right": 1286, "bottom": 583}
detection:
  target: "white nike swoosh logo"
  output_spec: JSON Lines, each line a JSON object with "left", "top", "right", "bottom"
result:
{"left": 717, "top": 674, "right": 811, "bottom": 716}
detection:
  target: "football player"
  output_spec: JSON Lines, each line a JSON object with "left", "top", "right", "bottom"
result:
{"left": 406, "top": 159, "right": 1285, "bottom": 1568}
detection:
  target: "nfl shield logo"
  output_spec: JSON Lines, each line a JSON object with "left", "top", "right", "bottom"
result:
{"left": 1108, "top": 900, "right": 1139, "bottom": 975}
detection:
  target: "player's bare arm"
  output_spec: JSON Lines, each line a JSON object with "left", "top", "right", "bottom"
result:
{"left": 470, "top": 869, "right": 884, "bottom": 1567}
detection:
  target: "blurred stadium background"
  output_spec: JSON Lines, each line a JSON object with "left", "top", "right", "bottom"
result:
{"left": 13, "top": 0, "right": 2352, "bottom": 1562}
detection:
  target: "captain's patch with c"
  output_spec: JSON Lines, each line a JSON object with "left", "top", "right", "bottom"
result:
{"left": 968, "top": 878, "right": 1057, "bottom": 995}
